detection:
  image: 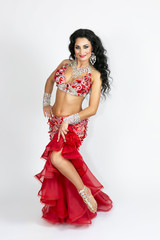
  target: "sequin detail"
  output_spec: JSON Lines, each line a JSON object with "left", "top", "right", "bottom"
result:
{"left": 47, "top": 114, "right": 89, "bottom": 143}
{"left": 54, "top": 62, "right": 92, "bottom": 97}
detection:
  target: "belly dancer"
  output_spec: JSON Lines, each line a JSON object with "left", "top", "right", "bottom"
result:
{"left": 34, "top": 28, "right": 113, "bottom": 225}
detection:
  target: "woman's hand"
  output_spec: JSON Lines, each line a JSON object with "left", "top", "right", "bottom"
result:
{"left": 57, "top": 121, "right": 69, "bottom": 142}
{"left": 43, "top": 105, "right": 53, "bottom": 118}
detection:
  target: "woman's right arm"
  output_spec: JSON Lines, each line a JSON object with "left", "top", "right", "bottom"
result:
{"left": 43, "top": 59, "right": 69, "bottom": 118}
{"left": 44, "top": 58, "right": 69, "bottom": 94}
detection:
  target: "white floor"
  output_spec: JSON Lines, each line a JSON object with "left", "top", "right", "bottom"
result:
{"left": 1, "top": 182, "right": 159, "bottom": 240}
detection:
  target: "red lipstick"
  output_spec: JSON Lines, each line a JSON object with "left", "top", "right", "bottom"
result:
{"left": 79, "top": 55, "right": 86, "bottom": 58}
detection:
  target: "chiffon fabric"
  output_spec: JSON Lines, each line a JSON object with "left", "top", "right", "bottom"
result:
{"left": 34, "top": 114, "right": 113, "bottom": 225}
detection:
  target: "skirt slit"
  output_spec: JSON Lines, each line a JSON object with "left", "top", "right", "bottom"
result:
{"left": 34, "top": 113, "right": 113, "bottom": 225}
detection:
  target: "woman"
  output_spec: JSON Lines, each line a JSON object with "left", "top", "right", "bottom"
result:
{"left": 34, "top": 28, "right": 113, "bottom": 225}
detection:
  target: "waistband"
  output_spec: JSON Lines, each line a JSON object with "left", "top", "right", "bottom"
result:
{"left": 48, "top": 113, "right": 89, "bottom": 123}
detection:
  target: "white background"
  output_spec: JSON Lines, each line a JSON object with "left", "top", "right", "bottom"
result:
{"left": 0, "top": 0, "right": 160, "bottom": 239}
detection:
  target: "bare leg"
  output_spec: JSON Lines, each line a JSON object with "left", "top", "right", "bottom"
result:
{"left": 50, "top": 149, "right": 85, "bottom": 191}
{"left": 50, "top": 149, "right": 97, "bottom": 212}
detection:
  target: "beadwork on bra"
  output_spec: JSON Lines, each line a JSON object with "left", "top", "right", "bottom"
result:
{"left": 54, "top": 61, "right": 92, "bottom": 97}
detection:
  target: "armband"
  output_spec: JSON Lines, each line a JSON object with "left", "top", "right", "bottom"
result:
{"left": 43, "top": 92, "right": 51, "bottom": 107}
{"left": 63, "top": 113, "right": 81, "bottom": 124}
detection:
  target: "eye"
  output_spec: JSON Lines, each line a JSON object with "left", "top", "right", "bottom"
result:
{"left": 75, "top": 45, "right": 89, "bottom": 49}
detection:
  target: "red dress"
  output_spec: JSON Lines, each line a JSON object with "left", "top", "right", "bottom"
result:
{"left": 34, "top": 61, "right": 113, "bottom": 225}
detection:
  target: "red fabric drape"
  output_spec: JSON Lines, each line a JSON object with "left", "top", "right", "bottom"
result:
{"left": 34, "top": 115, "right": 113, "bottom": 225}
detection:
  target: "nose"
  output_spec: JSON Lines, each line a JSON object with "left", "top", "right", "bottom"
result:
{"left": 80, "top": 52, "right": 85, "bottom": 55}
{"left": 79, "top": 49, "right": 85, "bottom": 55}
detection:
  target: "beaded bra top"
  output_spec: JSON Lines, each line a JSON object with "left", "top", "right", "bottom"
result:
{"left": 54, "top": 61, "right": 92, "bottom": 97}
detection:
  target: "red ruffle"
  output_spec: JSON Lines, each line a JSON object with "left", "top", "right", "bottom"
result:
{"left": 34, "top": 125, "right": 113, "bottom": 225}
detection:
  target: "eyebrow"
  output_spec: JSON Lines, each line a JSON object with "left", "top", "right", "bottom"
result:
{"left": 75, "top": 44, "right": 89, "bottom": 47}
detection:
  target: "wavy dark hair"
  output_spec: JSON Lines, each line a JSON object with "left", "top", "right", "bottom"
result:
{"left": 68, "top": 28, "right": 113, "bottom": 100}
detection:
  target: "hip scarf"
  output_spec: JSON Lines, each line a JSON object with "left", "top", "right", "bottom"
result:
{"left": 34, "top": 114, "right": 113, "bottom": 225}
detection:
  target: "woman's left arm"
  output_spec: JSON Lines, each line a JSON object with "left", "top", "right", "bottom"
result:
{"left": 57, "top": 72, "right": 102, "bottom": 142}
{"left": 63, "top": 71, "right": 102, "bottom": 124}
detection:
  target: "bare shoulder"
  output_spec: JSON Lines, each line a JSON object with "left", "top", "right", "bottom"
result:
{"left": 61, "top": 58, "right": 71, "bottom": 65}
{"left": 91, "top": 67, "right": 102, "bottom": 85}
{"left": 56, "top": 58, "right": 71, "bottom": 70}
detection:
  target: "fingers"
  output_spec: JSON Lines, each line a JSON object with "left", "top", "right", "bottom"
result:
{"left": 63, "top": 129, "right": 68, "bottom": 134}
{"left": 57, "top": 131, "right": 60, "bottom": 142}
{"left": 44, "top": 111, "right": 52, "bottom": 118}
{"left": 43, "top": 106, "right": 54, "bottom": 118}
{"left": 61, "top": 132, "right": 66, "bottom": 142}
{"left": 57, "top": 130, "right": 64, "bottom": 142}
{"left": 51, "top": 110, "right": 54, "bottom": 117}
{"left": 56, "top": 121, "right": 69, "bottom": 142}
{"left": 50, "top": 110, "right": 54, "bottom": 117}
{"left": 44, "top": 113, "right": 53, "bottom": 119}
{"left": 57, "top": 130, "right": 68, "bottom": 142}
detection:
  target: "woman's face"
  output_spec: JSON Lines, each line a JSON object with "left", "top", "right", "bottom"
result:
{"left": 74, "top": 37, "right": 93, "bottom": 63}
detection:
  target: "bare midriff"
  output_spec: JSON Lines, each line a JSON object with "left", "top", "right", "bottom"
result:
{"left": 51, "top": 88, "right": 84, "bottom": 117}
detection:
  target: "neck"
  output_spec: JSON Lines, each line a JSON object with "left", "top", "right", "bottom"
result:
{"left": 75, "top": 58, "right": 90, "bottom": 68}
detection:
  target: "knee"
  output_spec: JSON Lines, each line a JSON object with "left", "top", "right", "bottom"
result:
{"left": 50, "top": 150, "right": 62, "bottom": 166}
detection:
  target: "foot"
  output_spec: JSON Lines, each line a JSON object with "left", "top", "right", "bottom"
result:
{"left": 78, "top": 185, "right": 97, "bottom": 213}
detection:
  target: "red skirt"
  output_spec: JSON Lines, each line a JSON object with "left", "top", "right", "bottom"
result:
{"left": 34, "top": 114, "right": 113, "bottom": 225}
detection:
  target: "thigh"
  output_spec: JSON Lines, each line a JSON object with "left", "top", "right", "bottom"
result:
{"left": 50, "top": 148, "right": 63, "bottom": 165}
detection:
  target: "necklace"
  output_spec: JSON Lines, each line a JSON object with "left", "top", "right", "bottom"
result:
{"left": 71, "top": 59, "right": 92, "bottom": 78}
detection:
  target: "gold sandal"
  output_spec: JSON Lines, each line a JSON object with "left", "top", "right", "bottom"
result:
{"left": 78, "top": 185, "right": 97, "bottom": 213}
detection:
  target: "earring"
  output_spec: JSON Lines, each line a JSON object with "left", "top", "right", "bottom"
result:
{"left": 74, "top": 54, "right": 77, "bottom": 60}
{"left": 90, "top": 52, "right": 96, "bottom": 65}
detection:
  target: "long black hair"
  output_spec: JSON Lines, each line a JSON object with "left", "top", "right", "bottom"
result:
{"left": 68, "top": 28, "right": 113, "bottom": 100}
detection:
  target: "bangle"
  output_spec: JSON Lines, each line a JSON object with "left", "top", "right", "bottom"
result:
{"left": 63, "top": 113, "right": 81, "bottom": 124}
{"left": 43, "top": 92, "right": 51, "bottom": 106}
